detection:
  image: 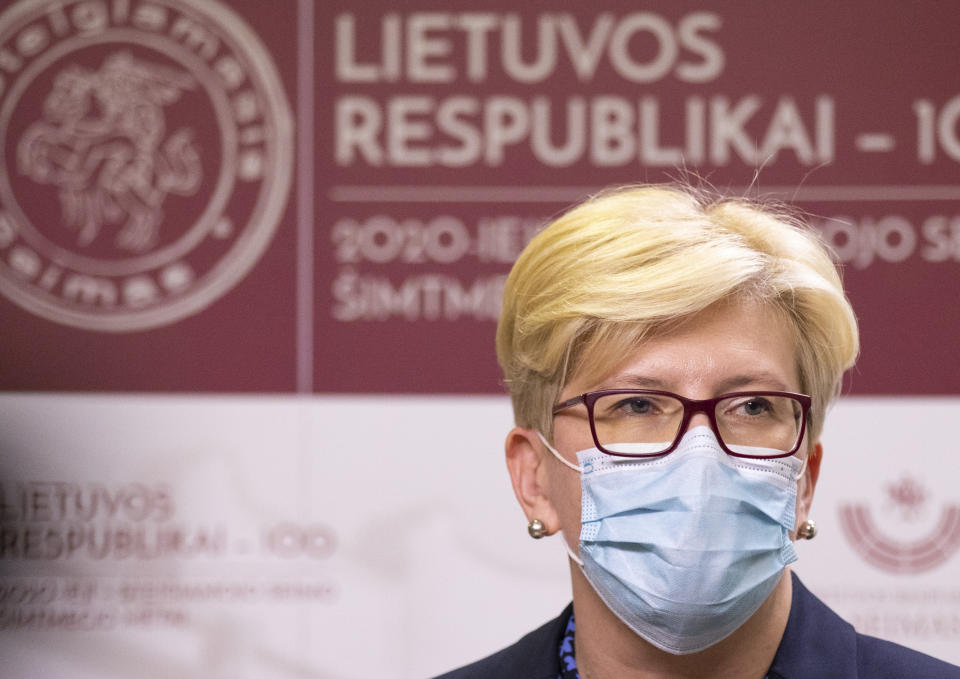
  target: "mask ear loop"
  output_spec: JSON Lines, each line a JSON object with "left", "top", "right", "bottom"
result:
{"left": 536, "top": 431, "right": 583, "bottom": 472}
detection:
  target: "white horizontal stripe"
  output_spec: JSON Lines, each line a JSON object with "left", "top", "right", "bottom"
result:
{"left": 856, "top": 134, "right": 896, "bottom": 152}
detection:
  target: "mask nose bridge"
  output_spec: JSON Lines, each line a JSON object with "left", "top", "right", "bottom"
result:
{"left": 664, "top": 428, "right": 735, "bottom": 502}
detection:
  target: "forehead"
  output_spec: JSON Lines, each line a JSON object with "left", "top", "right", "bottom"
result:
{"left": 564, "top": 299, "right": 800, "bottom": 397}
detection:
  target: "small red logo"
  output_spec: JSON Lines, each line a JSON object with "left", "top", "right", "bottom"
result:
{"left": 838, "top": 475, "right": 960, "bottom": 574}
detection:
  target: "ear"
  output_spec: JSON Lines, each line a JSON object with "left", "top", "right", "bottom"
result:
{"left": 795, "top": 440, "right": 823, "bottom": 530}
{"left": 505, "top": 427, "right": 561, "bottom": 536}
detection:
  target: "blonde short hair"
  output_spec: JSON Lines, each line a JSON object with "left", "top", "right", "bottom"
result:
{"left": 496, "top": 184, "right": 859, "bottom": 444}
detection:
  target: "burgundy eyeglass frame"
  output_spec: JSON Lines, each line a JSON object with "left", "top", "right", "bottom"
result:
{"left": 552, "top": 389, "right": 812, "bottom": 459}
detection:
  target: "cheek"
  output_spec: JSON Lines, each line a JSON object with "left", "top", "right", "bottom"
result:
{"left": 550, "top": 416, "right": 595, "bottom": 545}
{"left": 542, "top": 448, "right": 584, "bottom": 547}
{"left": 553, "top": 415, "right": 596, "bottom": 458}
{"left": 793, "top": 469, "right": 815, "bottom": 531}
{"left": 555, "top": 467, "right": 583, "bottom": 547}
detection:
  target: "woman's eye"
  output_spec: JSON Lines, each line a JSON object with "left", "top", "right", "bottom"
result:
{"left": 623, "top": 399, "right": 653, "bottom": 414}
{"left": 741, "top": 399, "right": 770, "bottom": 416}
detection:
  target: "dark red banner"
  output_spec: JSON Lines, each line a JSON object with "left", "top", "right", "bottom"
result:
{"left": 2, "top": 0, "right": 959, "bottom": 394}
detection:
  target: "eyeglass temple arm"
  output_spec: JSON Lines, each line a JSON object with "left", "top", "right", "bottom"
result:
{"left": 552, "top": 395, "right": 586, "bottom": 414}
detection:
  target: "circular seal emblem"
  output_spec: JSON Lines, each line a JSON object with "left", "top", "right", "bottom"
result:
{"left": 0, "top": 0, "right": 292, "bottom": 331}
{"left": 839, "top": 475, "right": 960, "bottom": 574}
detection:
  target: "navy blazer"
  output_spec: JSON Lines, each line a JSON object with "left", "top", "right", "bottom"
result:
{"left": 434, "top": 574, "right": 960, "bottom": 678}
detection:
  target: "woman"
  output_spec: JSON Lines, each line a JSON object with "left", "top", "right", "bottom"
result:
{"left": 436, "top": 185, "right": 960, "bottom": 678}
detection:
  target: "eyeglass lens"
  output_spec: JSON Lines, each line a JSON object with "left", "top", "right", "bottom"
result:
{"left": 592, "top": 393, "right": 803, "bottom": 457}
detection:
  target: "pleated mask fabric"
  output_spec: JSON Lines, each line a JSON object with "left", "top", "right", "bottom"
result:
{"left": 574, "top": 425, "right": 803, "bottom": 654}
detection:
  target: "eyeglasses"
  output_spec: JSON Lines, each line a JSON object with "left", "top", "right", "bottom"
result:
{"left": 552, "top": 390, "right": 811, "bottom": 459}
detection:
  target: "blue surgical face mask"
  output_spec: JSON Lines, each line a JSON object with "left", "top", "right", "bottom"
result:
{"left": 539, "top": 425, "right": 805, "bottom": 655}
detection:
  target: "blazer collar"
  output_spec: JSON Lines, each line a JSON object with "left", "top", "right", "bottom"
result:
{"left": 767, "top": 572, "right": 859, "bottom": 679}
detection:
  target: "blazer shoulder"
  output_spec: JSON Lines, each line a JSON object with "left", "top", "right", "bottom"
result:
{"left": 768, "top": 575, "right": 960, "bottom": 679}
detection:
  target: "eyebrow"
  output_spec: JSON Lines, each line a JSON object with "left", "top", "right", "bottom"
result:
{"left": 716, "top": 372, "right": 793, "bottom": 393}
{"left": 603, "top": 374, "right": 670, "bottom": 390}
{"left": 600, "top": 372, "right": 793, "bottom": 394}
